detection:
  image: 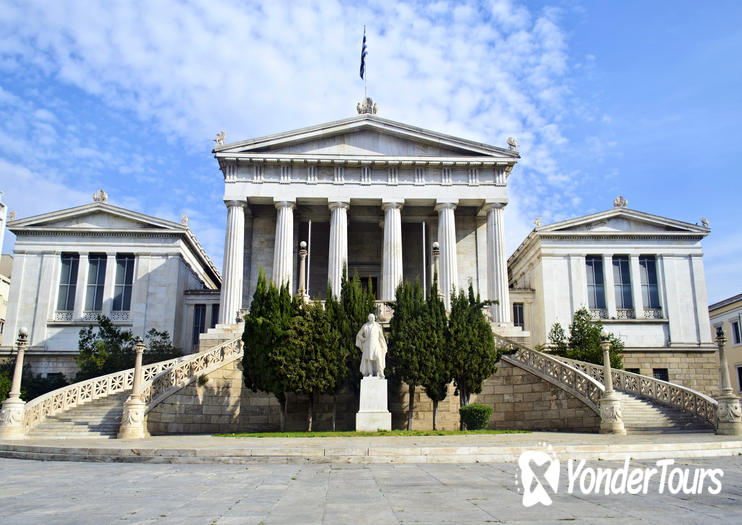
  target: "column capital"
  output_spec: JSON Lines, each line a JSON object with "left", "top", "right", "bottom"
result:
{"left": 434, "top": 201, "right": 458, "bottom": 212}
{"left": 482, "top": 200, "right": 508, "bottom": 212}
{"left": 275, "top": 200, "right": 296, "bottom": 210}
{"left": 381, "top": 199, "right": 404, "bottom": 211}
{"left": 328, "top": 200, "right": 350, "bottom": 211}
{"left": 224, "top": 199, "right": 248, "bottom": 209}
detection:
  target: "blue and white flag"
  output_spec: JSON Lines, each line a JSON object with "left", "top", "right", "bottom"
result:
{"left": 360, "top": 29, "right": 367, "bottom": 79}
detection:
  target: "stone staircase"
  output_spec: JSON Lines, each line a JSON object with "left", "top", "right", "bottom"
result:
{"left": 616, "top": 391, "right": 714, "bottom": 434}
{"left": 25, "top": 392, "right": 130, "bottom": 439}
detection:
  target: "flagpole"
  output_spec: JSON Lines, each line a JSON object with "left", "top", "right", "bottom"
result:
{"left": 363, "top": 25, "right": 367, "bottom": 101}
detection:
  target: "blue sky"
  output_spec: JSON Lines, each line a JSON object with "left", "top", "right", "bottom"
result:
{"left": 0, "top": 0, "right": 740, "bottom": 303}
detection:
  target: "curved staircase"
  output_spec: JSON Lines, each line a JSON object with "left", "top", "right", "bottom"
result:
{"left": 26, "top": 392, "right": 130, "bottom": 439}
{"left": 617, "top": 391, "right": 714, "bottom": 434}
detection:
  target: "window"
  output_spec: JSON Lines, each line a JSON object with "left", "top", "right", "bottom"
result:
{"left": 0, "top": 319, "right": 4, "bottom": 334}
{"left": 653, "top": 368, "right": 669, "bottom": 382}
{"left": 192, "top": 304, "right": 206, "bottom": 345}
{"left": 732, "top": 320, "right": 742, "bottom": 345}
{"left": 639, "top": 255, "right": 660, "bottom": 308}
{"left": 113, "top": 255, "right": 135, "bottom": 311}
{"left": 513, "top": 303, "right": 524, "bottom": 328}
{"left": 57, "top": 253, "right": 79, "bottom": 311}
{"left": 85, "top": 254, "right": 107, "bottom": 311}
{"left": 626, "top": 368, "right": 640, "bottom": 374}
{"left": 210, "top": 304, "right": 219, "bottom": 329}
{"left": 585, "top": 256, "right": 606, "bottom": 309}
{"left": 612, "top": 256, "right": 633, "bottom": 309}
{"left": 737, "top": 366, "right": 742, "bottom": 392}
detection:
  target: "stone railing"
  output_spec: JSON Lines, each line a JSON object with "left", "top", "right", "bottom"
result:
{"left": 142, "top": 337, "right": 243, "bottom": 411}
{"left": 53, "top": 311, "right": 73, "bottom": 321}
{"left": 643, "top": 307, "right": 663, "bottom": 319}
{"left": 554, "top": 355, "right": 718, "bottom": 428}
{"left": 589, "top": 308, "right": 608, "bottom": 320}
{"left": 22, "top": 355, "right": 186, "bottom": 432}
{"left": 494, "top": 334, "right": 604, "bottom": 414}
{"left": 616, "top": 308, "right": 635, "bottom": 320}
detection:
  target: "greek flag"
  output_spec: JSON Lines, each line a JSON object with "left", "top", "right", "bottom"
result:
{"left": 359, "top": 29, "right": 367, "bottom": 79}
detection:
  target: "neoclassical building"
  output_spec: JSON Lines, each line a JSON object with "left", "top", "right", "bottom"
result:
{"left": 0, "top": 192, "right": 220, "bottom": 377}
{"left": 213, "top": 110, "right": 520, "bottom": 331}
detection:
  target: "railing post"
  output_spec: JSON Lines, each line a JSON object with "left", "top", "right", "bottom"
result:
{"left": 118, "top": 337, "right": 147, "bottom": 439}
{"left": 714, "top": 327, "right": 742, "bottom": 435}
{"left": 599, "top": 333, "right": 626, "bottom": 434}
{"left": 0, "top": 328, "right": 29, "bottom": 440}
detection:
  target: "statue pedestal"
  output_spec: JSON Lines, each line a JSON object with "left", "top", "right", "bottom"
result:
{"left": 356, "top": 376, "right": 391, "bottom": 432}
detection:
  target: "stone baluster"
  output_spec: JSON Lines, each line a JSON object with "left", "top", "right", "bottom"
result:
{"left": 484, "top": 202, "right": 511, "bottom": 324}
{"left": 0, "top": 328, "right": 29, "bottom": 439}
{"left": 435, "top": 201, "right": 458, "bottom": 309}
{"left": 328, "top": 201, "right": 349, "bottom": 297}
{"left": 118, "top": 338, "right": 147, "bottom": 439}
{"left": 715, "top": 327, "right": 742, "bottom": 435}
{"left": 381, "top": 200, "right": 403, "bottom": 301}
{"left": 219, "top": 200, "right": 247, "bottom": 324}
{"left": 272, "top": 201, "right": 296, "bottom": 291}
{"left": 599, "top": 333, "right": 626, "bottom": 434}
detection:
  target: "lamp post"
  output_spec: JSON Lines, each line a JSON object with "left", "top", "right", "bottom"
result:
{"left": 599, "top": 333, "right": 626, "bottom": 434}
{"left": 0, "top": 327, "right": 29, "bottom": 439}
{"left": 298, "top": 240, "right": 309, "bottom": 303}
{"left": 715, "top": 326, "right": 742, "bottom": 435}
{"left": 118, "top": 337, "right": 147, "bottom": 439}
{"left": 432, "top": 241, "right": 442, "bottom": 299}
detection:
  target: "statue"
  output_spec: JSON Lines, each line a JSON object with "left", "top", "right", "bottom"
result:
{"left": 613, "top": 195, "right": 627, "bottom": 208}
{"left": 355, "top": 313, "right": 387, "bottom": 378}
{"left": 507, "top": 136, "right": 518, "bottom": 151}
{"left": 214, "top": 131, "right": 226, "bottom": 146}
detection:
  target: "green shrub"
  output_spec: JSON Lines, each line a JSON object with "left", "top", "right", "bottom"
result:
{"left": 459, "top": 403, "right": 493, "bottom": 430}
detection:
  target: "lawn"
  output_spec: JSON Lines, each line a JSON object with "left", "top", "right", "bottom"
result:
{"left": 214, "top": 429, "right": 528, "bottom": 438}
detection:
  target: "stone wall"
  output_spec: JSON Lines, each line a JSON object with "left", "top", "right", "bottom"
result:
{"left": 622, "top": 350, "right": 720, "bottom": 396}
{"left": 473, "top": 360, "right": 601, "bottom": 432}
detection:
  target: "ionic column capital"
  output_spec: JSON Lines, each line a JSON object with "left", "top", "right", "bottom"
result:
{"left": 328, "top": 200, "right": 350, "bottom": 211}
{"left": 434, "top": 201, "right": 458, "bottom": 212}
{"left": 275, "top": 200, "right": 296, "bottom": 210}
{"left": 224, "top": 199, "right": 248, "bottom": 209}
{"left": 381, "top": 200, "right": 404, "bottom": 211}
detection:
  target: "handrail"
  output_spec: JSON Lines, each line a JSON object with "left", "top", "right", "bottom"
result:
{"left": 553, "top": 355, "right": 718, "bottom": 428}
{"left": 501, "top": 345, "right": 605, "bottom": 414}
{"left": 22, "top": 355, "right": 187, "bottom": 431}
{"left": 141, "top": 337, "right": 243, "bottom": 412}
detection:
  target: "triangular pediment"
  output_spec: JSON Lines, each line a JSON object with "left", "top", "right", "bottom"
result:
{"left": 538, "top": 208, "right": 709, "bottom": 235}
{"left": 215, "top": 115, "right": 519, "bottom": 159}
{"left": 9, "top": 202, "right": 185, "bottom": 233}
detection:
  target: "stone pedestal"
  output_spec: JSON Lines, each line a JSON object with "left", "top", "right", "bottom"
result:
{"left": 118, "top": 398, "right": 147, "bottom": 439}
{"left": 599, "top": 392, "right": 626, "bottom": 434}
{"left": 0, "top": 398, "right": 26, "bottom": 440}
{"left": 716, "top": 395, "right": 742, "bottom": 435}
{"left": 356, "top": 377, "right": 391, "bottom": 431}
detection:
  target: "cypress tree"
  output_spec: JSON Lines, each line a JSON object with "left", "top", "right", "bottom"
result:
{"left": 449, "top": 284, "right": 497, "bottom": 408}
{"left": 420, "top": 279, "right": 450, "bottom": 430}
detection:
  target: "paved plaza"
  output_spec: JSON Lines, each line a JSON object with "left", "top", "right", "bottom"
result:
{"left": 1, "top": 455, "right": 741, "bottom": 524}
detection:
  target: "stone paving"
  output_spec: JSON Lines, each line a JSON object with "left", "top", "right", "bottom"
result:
{"left": 1, "top": 455, "right": 741, "bottom": 524}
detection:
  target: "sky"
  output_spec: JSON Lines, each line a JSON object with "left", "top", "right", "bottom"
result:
{"left": 0, "top": 0, "right": 740, "bottom": 303}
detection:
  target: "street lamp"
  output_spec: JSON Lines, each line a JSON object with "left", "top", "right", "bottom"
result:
{"left": 0, "top": 327, "right": 30, "bottom": 439}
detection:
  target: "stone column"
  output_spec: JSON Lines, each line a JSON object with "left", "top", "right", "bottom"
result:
{"left": 118, "top": 338, "right": 147, "bottom": 439}
{"left": 715, "top": 327, "right": 742, "bottom": 435}
{"left": 599, "top": 334, "right": 626, "bottom": 434}
{"left": 102, "top": 253, "right": 117, "bottom": 317}
{"left": 219, "top": 200, "right": 247, "bottom": 324}
{"left": 435, "top": 201, "right": 458, "bottom": 309}
{"left": 602, "top": 254, "right": 617, "bottom": 318}
{"left": 484, "top": 202, "right": 511, "bottom": 324}
{"left": 629, "top": 255, "right": 644, "bottom": 319}
{"left": 381, "top": 200, "right": 403, "bottom": 301}
{"left": 328, "top": 201, "right": 349, "bottom": 297}
{"left": 0, "top": 328, "right": 29, "bottom": 439}
{"left": 273, "top": 201, "right": 296, "bottom": 291}
{"left": 297, "top": 241, "right": 309, "bottom": 302}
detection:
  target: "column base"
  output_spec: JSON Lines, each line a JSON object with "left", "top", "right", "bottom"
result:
{"left": 599, "top": 392, "right": 626, "bottom": 435}
{"left": 0, "top": 398, "right": 26, "bottom": 440}
{"left": 716, "top": 395, "right": 742, "bottom": 435}
{"left": 118, "top": 398, "right": 148, "bottom": 440}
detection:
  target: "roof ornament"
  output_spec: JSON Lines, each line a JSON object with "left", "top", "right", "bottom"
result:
{"left": 507, "top": 137, "right": 518, "bottom": 151}
{"left": 93, "top": 189, "right": 108, "bottom": 203}
{"left": 357, "top": 97, "right": 378, "bottom": 115}
{"left": 701, "top": 217, "right": 709, "bottom": 228}
{"left": 533, "top": 217, "right": 542, "bottom": 227}
{"left": 8, "top": 211, "right": 16, "bottom": 221}
{"left": 613, "top": 195, "right": 627, "bottom": 208}
{"left": 181, "top": 214, "right": 189, "bottom": 226}
{"left": 215, "top": 131, "right": 225, "bottom": 146}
